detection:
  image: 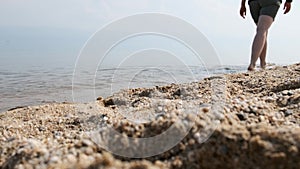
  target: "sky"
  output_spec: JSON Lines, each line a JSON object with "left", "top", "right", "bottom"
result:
{"left": 0, "top": 0, "right": 299, "bottom": 69}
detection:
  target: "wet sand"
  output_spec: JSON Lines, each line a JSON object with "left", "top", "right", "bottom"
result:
{"left": 1, "top": 63, "right": 300, "bottom": 169}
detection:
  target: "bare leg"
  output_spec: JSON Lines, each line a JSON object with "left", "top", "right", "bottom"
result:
{"left": 248, "top": 15, "right": 273, "bottom": 71}
{"left": 260, "top": 39, "right": 267, "bottom": 69}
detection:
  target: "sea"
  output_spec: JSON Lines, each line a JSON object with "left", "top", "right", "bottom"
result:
{"left": 0, "top": 62, "right": 246, "bottom": 113}
{"left": 0, "top": 26, "right": 257, "bottom": 112}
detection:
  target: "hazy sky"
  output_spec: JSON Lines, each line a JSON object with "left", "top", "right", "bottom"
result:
{"left": 0, "top": 0, "right": 299, "bottom": 68}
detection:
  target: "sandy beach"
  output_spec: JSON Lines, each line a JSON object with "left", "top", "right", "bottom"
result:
{"left": 1, "top": 63, "right": 300, "bottom": 169}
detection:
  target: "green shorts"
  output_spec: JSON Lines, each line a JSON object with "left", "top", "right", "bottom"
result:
{"left": 249, "top": 0, "right": 281, "bottom": 23}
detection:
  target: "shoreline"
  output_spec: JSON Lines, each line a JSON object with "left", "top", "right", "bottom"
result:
{"left": 0, "top": 64, "right": 247, "bottom": 114}
{"left": 1, "top": 63, "right": 300, "bottom": 169}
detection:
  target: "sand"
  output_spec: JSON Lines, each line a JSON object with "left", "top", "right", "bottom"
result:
{"left": 0, "top": 63, "right": 300, "bottom": 169}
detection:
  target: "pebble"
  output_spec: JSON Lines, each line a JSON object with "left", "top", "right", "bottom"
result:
{"left": 188, "top": 138, "right": 196, "bottom": 145}
{"left": 236, "top": 113, "right": 247, "bottom": 121}
{"left": 82, "top": 139, "right": 94, "bottom": 147}
{"left": 172, "top": 157, "right": 183, "bottom": 168}
{"left": 265, "top": 96, "right": 276, "bottom": 103}
{"left": 284, "top": 110, "right": 293, "bottom": 117}
{"left": 288, "top": 146, "right": 298, "bottom": 153}
{"left": 79, "top": 154, "right": 94, "bottom": 168}
{"left": 201, "top": 107, "right": 210, "bottom": 113}
{"left": 215, "top": 113, "right": 225, "bottom": 121}
{"left": 50, "top": 156, "right": 60, "bottom": 163}
{"left": 103, "top": 116, "right": 109, "bottom": 121}
{"left": 65, "top": 154, "right": 76, "bottom": 163}
{"left": 282, "top": 90, "right": 289, "bottom": 95}
{"left": 259, "top": 115, "right": 265, "bottom": 122}
{"left": 193, "top": 132, "right": 200, "bottom": 140}
{"left": 249, "top": 106, "right": 259, "bottom": 114}
{"left": 84, "top": 147, "right": 94, "bottom": 155}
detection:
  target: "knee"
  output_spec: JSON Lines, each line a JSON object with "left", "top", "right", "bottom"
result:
{"left": 256, "top": 27, "right": 267, "bottom": 36}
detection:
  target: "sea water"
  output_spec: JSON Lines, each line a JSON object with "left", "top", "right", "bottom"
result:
{"left": 0, "top": 64, "right": 246, "bottom": 112}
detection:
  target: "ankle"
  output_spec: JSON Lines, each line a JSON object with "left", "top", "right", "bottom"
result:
{"left": 261, "top": 62, "right": 266, "bottom": 69}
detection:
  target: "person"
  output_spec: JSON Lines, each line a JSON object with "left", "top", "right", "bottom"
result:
{"left": 240, "top": 0, "right": 292, "bottom": 71}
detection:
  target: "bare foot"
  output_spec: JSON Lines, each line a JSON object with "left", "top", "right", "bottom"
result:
{"left": 260, "top": 62, "right": 266, "bottom": 69}
{"left": 247, "top": 64, "right": 255, "bottom": 71}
